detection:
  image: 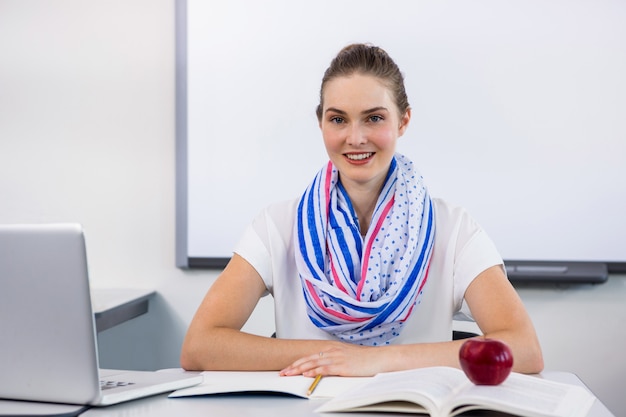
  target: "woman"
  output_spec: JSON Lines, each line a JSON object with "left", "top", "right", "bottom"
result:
{"left": 180, "top": 43, "right": 544, "bottom": 377}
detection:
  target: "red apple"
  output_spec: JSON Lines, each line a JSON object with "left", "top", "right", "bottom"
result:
{"left": 459, "top": 338, "right": 513, "bottom": 385}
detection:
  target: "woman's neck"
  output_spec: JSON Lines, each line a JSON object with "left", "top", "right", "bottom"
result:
{"left": 341, "top": 178, "right": 385, "bottom": 237}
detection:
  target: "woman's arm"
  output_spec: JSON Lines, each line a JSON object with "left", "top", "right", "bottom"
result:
{"left": 280, "top": 265, "right": 544, "bottom": 377}
{"left": 182, "top": 256, "right": 543, "bottom": 375}
{"left": 461, "top": 264, "right": 544, "bottom": 373}
{"left": 180, "top": 253, "right": 337, "bottom": 371}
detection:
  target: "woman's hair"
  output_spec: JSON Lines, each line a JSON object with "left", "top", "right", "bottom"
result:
{"left": 316, "top": 43, "right": 410, "bottom": 121}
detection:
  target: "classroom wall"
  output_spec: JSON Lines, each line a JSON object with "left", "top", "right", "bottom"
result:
{"left": 0, "top": 0, "right": 275, "bottom": 369}
{"left": 0, "top": 1, "right": 623, "bottom": 415}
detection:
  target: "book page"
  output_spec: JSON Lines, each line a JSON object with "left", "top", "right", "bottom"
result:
{"left": 311, "top": 375, "right": 371, "bottom": 398}
{"left": 168, "top": 371, "right": 370, "bottom": 399}
{"left": 317, "top": 367, "right": 597, "bottom": 417}
{"left": 169, "top": 371, "right": 311, "bottom": 398}
{"left": 449, "top": 372, "right": 596, "bottom": 417}
{"left": 317, "top": 367, "right": 468, "bottom": 415}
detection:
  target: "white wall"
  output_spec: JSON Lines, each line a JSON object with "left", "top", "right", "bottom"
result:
{"left": 0, "top": 1, "right": 623, "bottom": 415}
{"left": 0, "top": 0, "right": 275, "bottom": 368}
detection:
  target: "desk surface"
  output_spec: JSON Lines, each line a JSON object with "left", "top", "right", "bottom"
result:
{"left": 80, "top": 371, "right": 614, "bottom": 417}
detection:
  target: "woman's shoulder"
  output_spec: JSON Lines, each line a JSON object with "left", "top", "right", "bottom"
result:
{"left": 431, "top": 197, "right": 483, "bottom": 237}
{"left": 235, "top": 198, "right": 299, "bottom": 280}
{"left": 247, "top": 197, "right": 299, "bottom": 240}
{"left": 432, "top": 197, "right": 471, "bottom": 220}
{"left": 258, "top": 197, "right": 299, "bottom": 221}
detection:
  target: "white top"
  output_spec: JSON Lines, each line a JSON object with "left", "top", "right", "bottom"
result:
{"left": 234, "top": 198, "right": 503, "bottom": 344}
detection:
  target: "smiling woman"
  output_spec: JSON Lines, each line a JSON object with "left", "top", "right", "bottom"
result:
{"left": 180, "top": 42, "right": 544, "bottom": 379}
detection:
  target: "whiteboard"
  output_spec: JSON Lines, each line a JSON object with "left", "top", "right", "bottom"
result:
{"left": 176, "top": 0, "right": 626, "bottom": 270}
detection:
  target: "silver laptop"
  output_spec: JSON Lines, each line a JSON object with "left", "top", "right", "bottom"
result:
{"left": 0, "top": 223, "right": 202, "bottom": 413}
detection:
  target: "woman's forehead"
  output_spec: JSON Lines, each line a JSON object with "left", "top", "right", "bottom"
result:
{"left": 322, "top": 74, "right": 395, "bottom": 111}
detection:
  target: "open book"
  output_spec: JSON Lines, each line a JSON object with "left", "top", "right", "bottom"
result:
{"left": 168, "top": 371, "right": 369, "bottom": 399}
{"left": 316, "top": 367, "right": 596, "bottom": 417}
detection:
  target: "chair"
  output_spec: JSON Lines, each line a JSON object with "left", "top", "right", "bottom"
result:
{"left": 452, "top": 330, "right": 479, "bottom": 340}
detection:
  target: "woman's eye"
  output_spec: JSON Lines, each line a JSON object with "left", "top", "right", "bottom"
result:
{"left": 330, "top": 116, "right": 344, "bottom": 124}
{"left": 369, "top": 115, "right": 383, "bottom": 123}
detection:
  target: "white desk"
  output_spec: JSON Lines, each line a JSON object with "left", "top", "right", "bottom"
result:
{"left": 80, "top": 371, "right": 614, "bottom": 417}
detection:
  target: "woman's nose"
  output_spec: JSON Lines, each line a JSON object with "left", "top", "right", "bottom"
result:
{"left": 346, "top": 125, "right": 367, "bottom": 145}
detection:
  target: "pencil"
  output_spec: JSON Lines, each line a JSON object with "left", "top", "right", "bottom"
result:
{"left": 306, "top": 374, "right": 323, "bottom": 396}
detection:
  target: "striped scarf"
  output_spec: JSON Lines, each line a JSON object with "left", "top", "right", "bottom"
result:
{"left": 294, "top": 153, "right": 435, "bottom": 346}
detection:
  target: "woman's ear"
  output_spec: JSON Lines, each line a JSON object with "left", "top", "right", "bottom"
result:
{"left": 398, "top": 108, "right": 411, "bottom": 136}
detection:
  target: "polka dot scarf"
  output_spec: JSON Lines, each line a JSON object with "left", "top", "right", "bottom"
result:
{"left": 294, "top": 153, "right": 435, "bottom": 346}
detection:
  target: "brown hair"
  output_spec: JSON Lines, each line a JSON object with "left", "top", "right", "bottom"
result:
{"left": 316, "top": 43, "right": 410, "bottom": 121}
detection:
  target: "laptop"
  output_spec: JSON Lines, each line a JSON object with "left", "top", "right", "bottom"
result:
{"left": 0, "top": 223, "right": 202, "bottom": 414}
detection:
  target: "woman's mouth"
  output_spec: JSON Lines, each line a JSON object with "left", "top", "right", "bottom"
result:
{"left": 345, "top": 152, "right": 374, "bottom": 161}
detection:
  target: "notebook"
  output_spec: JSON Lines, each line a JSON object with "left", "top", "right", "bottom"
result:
{"left": 0, "top": 223, "right": 202, "bottom": 414}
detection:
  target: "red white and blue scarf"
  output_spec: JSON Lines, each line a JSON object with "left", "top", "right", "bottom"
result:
{"left": 294, "top": 153, "right": 435, "bottom": 346}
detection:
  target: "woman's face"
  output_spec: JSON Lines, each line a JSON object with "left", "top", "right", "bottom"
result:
{"left": 319, "top": 73, "right": 410, "bottom": 192}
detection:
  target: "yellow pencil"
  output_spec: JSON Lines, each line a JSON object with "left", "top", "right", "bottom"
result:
{"left": 306, "top": 374, "right": 323, "bottom": 396}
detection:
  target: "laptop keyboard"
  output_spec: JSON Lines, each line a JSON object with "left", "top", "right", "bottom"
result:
{"left": 100, "top": 380, "right": 136, "bottom": 390}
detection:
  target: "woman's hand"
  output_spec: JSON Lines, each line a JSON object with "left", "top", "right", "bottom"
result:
{"left": 279, "top": 343, "right": 384, "bottom": 377}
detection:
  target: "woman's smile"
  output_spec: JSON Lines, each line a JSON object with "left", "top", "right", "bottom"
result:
{"left": 344, "top": 152, "right": 375, "bottom": 163}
